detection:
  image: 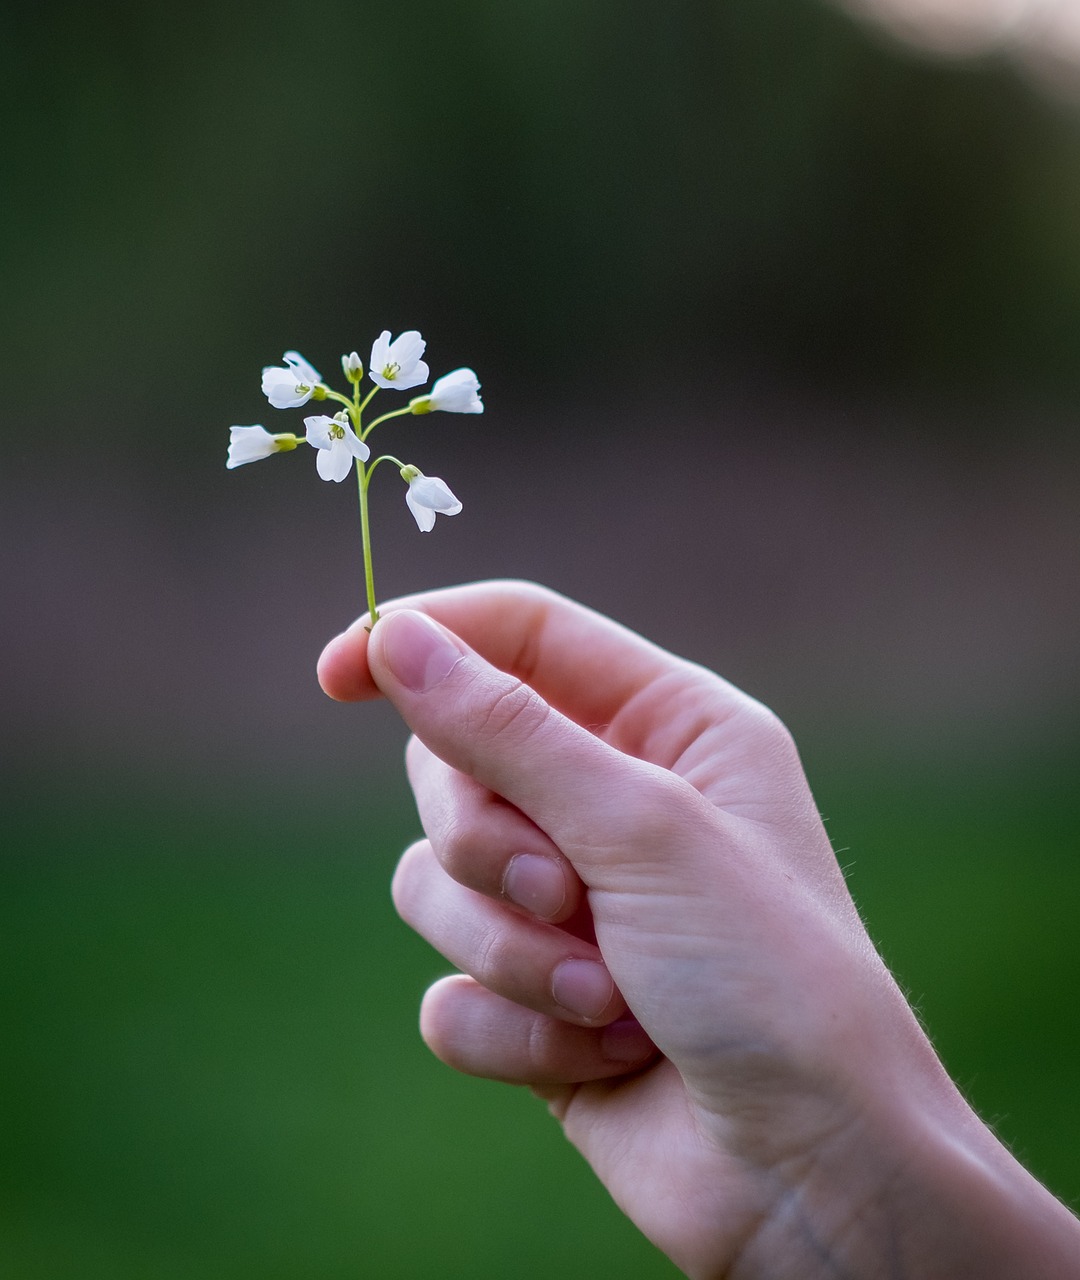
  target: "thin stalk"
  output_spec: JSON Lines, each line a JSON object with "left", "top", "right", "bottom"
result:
{"left": 321, "top": 389, "right": 354, "bottom": 412}
{"left": 357, "top": 461, "right": 379, "bottom": 624}
{"left": 363, "top": 405, "right": 415, "bottom": 438}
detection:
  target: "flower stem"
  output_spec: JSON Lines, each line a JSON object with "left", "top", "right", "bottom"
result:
{"left": 368, "top": 453, "right": 406, "bottom": 474}
{"left": 357, "top": 461, "right": 379, "bottom": 625}
{"left": 363, "top": 405, "right": 415, "bottom": 438}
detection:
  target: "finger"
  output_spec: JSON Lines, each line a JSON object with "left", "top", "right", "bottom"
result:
{"left": 321, "top": 585, "right": 809, "bottom": 829}
{"left": 419, "top": 975, "right": 657, "bottom": 1086}
{"left": 368, "top": 609, "right": 723, "bottom": 886}
{"left": 392, "top": 841, "right": 625, "bottom": 1027}
{"left": 406, "top": 735, "right": 585, "bottom": 923}
{"left": 317, "top": 580, "right": 685, "bottom": 727}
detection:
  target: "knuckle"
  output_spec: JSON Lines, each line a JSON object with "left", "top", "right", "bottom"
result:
{"left": 418, "top": 977, "right": 469, "bottom": 1064}
{"left": 606, "top": 765, "right": 722, "bottom": 859}
{"left": 471, "top": 920, "right": 509, "bottom": 988}
{"left": 524, "top": 1011, "right": 552, "bottom": 1070}
{"left": 468, "top": 678, "right": 549, "bottom": 750}
{"left": 435, "top": 808, "right": 479, "bottom": 884}
{"left": 498, "top": 579, "right": 560, "bottom": 609}
{"left": 574, "top": 763, "right": 691, "bottom": 852}
{"left": 404, "top": 733, "right": 427, "bottom": 776}
{"left": 390, "top": 839, "right": 429, "bottom": 921}
{"left": 523, "top": 1011, "right": 568, "bottom": 1077}
{"left": 741, "top": 699, "right": 799, "bottom": 763}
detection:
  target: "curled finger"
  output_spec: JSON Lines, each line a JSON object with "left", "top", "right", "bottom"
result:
{"left": 407, "top": 735, "right": 585, "bottom": 924}
{"left": 393, "top": 840, "right": 624, "bottom": 1027}
{"left": 420, "top": 975, "right": 657, "bottom": 1086}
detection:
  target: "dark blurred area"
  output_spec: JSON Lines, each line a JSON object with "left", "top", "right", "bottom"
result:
{"left": 5, "top": 0, "right": 1080, "bottom": 414}
{"left": 2, "top": 1, "right": 1079, "bottom": 1275}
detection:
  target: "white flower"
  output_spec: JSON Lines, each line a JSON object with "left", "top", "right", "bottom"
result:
{"left": 226, "top": 424, "right": 299, "bottom": 468}
{"left": 262, "top": 351, "right": 322, "bottom": 408}
{"left": 304, "top": 412, "right": 370, "bottom": 482}
{"left": 410, "top": 367, "right": 484, "bottom": 415}
{"left": 402, "top": 467, "right": 463, "bottom": 532}
{"left": 369, "top": 330, "right": 429, "bottom": 391}
{"left": 341, "top": 351, "right": 363, "bottom": 383}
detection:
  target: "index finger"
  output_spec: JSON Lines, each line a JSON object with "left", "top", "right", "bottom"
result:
{"left": 317, "top": 579, "right": 676, "bottom": 730}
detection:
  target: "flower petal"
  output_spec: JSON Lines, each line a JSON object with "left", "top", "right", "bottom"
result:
{"left": 388, "top": 330, "right": 426, "bottom": 368}
{"left": 386, "top": 359, "right": 429, "bottom": 391}
{"left": 369, "top": 329, "right": 430, "bottom": 390}
{"left": 405, "top": 472, "right": 462, "bottom": 530}
{"left": 316, "top": 442, "right": 355, "bottom": 482}
{"left": 226, "top": 424, "right": 276, "bottom": 468}
{"left": 262, "top": 365, "right": 315, "bottom": 409}
{"left": 283, "top": 351, "right": 321, "bottom": 385}
{"left": 429, "top": 368, "right": 483, "bottom": 413}
{"left": 369, "top": 331, "right": 391, "bottom": 372}
{"left": 405, "top": 486, "right": 437, "bottom": 531}
{"left": 413, "top": 475, "right": 461, "bottom": 512}
{"left": 343, "top": 430, "right": 371, "bottom": 462}
{"left": 303, "top": 415, "right": 332, "bottom": 449}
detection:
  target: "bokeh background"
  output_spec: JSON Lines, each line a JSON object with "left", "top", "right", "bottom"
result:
{"left": 3, "top": 0, "right": 1080, "bottom": 1275}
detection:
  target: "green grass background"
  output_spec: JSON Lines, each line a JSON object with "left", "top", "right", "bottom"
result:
{"left": 3, "top": 745, "right": 1078, "bottom": 1278}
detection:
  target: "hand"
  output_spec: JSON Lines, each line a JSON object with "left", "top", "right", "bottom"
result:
{"left": 319, "top": 581, "right": 1080, "bottom": 1279}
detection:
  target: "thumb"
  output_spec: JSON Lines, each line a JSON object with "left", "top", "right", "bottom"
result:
{"left": 368, "top": 610, "right": 719, "bottom": 888}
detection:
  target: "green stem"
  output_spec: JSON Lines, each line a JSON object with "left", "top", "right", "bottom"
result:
{"left": 363, "top": 405, "right": 415, "bottom": 439}
{"left": 357, "top": 461, "right": 379, "bottom": 624}
{"left": 321, "top": 389, "right": 354, "bottom": 412}
{"left": 368, "top": 453, "right": 406, "bottom": 474}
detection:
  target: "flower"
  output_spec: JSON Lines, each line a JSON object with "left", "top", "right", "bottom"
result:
{"left": 401, "top": 466, "right": 463, "bottom": 531}
{"left": 341, "top": 351, "right": 363, "bottom": 383}
{"left": 226, "top": 424, "right": 299, "bottom": 468}
{"left": 369, "top": 330, "right": 429, "bottom": 391}
{"left": 262, "top": 351, "right": 322, "bottom": 408}
{"left": 409, "top": 368, "right": 483, "bottom": 415}
{"left": 304, "top": 412, "right": 370, "bottom": 482}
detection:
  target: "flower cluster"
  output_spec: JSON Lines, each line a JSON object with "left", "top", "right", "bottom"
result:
{"left": 227, "top": 330, "right": 482, "bottom": 622}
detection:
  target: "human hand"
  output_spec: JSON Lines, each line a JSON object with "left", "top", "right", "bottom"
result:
{"left": 319, "top": 581, "right": 1080, "bottom": 1279}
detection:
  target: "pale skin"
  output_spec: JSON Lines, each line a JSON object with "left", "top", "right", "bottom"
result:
{"left": 318, "top": 580, "right": 1080, "bottom": 1279}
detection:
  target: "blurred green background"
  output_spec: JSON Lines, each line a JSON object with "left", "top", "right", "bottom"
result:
{"left": 3, "top": 0, "right": 1079, "bottom": 1275}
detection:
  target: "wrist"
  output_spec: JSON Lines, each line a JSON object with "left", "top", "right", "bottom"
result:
{"left": 728, "top": 1068, "right": 1080, "bottom": 1280}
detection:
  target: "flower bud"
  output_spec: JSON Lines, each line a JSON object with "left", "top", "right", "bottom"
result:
{"left": 342, "top": 351, "right": 364, "bottom": 383}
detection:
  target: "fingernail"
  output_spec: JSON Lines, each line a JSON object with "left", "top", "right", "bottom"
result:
{"left": 503, "top": 853, "right": 566, "bottom": 920}
{"left": 380, "top": 611, "right": 464, "bottom": 693}
{"left": 601, "top": 1018, "right": 655, "bottom": 1065}
{"left": 551, "top": 959, "right": 614, "bottom": 1023}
